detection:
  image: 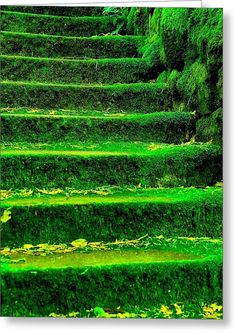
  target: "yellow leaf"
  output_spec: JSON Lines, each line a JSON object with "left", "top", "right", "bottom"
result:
{"left": 68, "top": 311, "right": 80, "bottom": 317}
{"left": 0, "top": 190, "right": 13, "bottom": 199}
{"left": 23, "top": 244, "right": 34, "bottom": 250}
{"left": 71, "top": 239, "right": 88, "bottom": 248}
{"left": 20, "top": 189, "right": 33, "bottom": 197}
{"left": 160, "top": 305, "right": 173, "bottom": 318}
{"left": 1, "top": 209, "right": 11, "bottom": 223}
{"left": 173, "top": 303, "right": 183, "bottom": 315}
{"left": 215, "top": 182, "right": 223, "bottom": 187}
{"left": 36, "top": 243, "right": 49, "bottom": 249}
{"left": 156, "top": 235, "right": 165, "bottom": 240}
{"left": 148, "top": 143, "right": 161, "bottom": 151}
{"left": 37, "top": 188, "right": 63, "bottom": 195}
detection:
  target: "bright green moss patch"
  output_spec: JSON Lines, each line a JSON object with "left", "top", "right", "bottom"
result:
{"left": 1, "top": 81, "right": 175, "bottom": 112}
{"left": 2, "top": 249, "right": 203, "bottom": 271}
{"left": 0, "top": 187, "right": 222, "bottom": 247}
{"left": 1, "top": 237, "right": 222, "bottom": 316}
{"left": 0, "top": 31, "right": 144, "bottom": 58}
{"left": 1, "top": 55, "right": 151, "bottom": 84}
{"left": 0, "top": 111, "right": 195, "bottom": 144}
{"left": 1, "top": 11, "right": 125, "bottom": 37}
{"left": 1, "top": 142, "right": 222, "bottom": 190}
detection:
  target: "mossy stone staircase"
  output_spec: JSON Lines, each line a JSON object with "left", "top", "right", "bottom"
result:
{"left": 0, "top": 6, "right": 223, "bottom": 318}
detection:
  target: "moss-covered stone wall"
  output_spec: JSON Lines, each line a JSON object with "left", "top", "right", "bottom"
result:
{"left": 126, "top": 8, "right": 223, "bottom": 144}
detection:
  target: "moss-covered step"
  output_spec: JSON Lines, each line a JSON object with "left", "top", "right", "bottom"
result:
{"left": 1, "top": 142, "right": 222, "bottom": 189}
{"left": 1, "top": 11, "right": 125, "bottom": 37}
{"left": 1, "top": 31, "right": 144, "bottom": 58}
{"left": 0, "top": 238, "right": 222, "bottom": 317}
{"left": 1, "top": 56, "right": 151, "bottom": 85}
{"left": 0, "top": 6, "right": 106, "bottom": 17}
{"left": 1, "top": 81, "right": 174, "bottom": 112}
{"left": 0, "top": 110, "right": 195, "bottom": 144}
{"left": 1, "top": 187, "right": 222, "bottom": 247}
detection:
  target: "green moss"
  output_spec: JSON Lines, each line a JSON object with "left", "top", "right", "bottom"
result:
{"left": 1, "top": 55, "right": 151, "bottom": 85}
{"left": 196, "top": 108, "right": 223, "bottom": 145}
{"left": 0, "top": 6, "right": 105, "bottom": 17}
{"left": 0, "top": 111, "right": 195, "bottom": 144}
{"left": 159, "top": 8, "right": 190, "bottom": 69}
{"left": 188, "top": 9, "right": 223, "bottom": 73}
{"left": 1, "top": 143, "right": 222, "bottom": 190}
{"left": 216, "top": 67, "right": 223, "bottom": 110}
{"left": 127, "top": 8, "right": 151, "bottom": 35}
{"left": 1, "top": 81, "right": 175, "bottom": 112}
{"left": 177, "top": 59, "right": 211, "bottom": 114}
{"left": 1, "top": 11, "right": 125, "bottom": 37}
{"left": 1, "top": 187, "right": 222, "bottom": 247}
{"left": 1, "top": 31, "right": 144, "bottom": 58}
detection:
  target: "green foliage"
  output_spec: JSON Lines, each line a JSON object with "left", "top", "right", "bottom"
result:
{"left": 177, "top": 59, "right": 211, "bottom": 113}
{"left": 127, "top": 8, "right": 151, "bottom": 35}
{"left": 159, "top": 8, "right": 190, "bottom": 69}
{"left": 196, "top": 108, "right": 223, "bottom": 145}
{"left": 102, "top": 7, "right": 128, "bottom": 17}
{"left": 188, "top": 9, "right": 223, "bottom": 71}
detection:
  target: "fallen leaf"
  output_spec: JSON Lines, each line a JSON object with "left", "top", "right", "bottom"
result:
{"left": 1, "top": 209, "right": 12, "bottom": 223}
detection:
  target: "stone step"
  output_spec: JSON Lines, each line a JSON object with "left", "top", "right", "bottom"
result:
{"left": 1, "top": 31, "right": 144, "bottom": 58}
{"left": 0, "top": 110, "right": 195, "bottom": 144}
{"left": 1, "top": 81, "right": 175, "bottom": 113}
{"left": 1, "top": 237, "right": 222, "bottom": 317}
{"left": 1, "top": 11, "right": 125, "bottom": 37}
{"left": 1, "top": 55, "right": 152, "bottom": 85}
{"left": 1, "top": 142, "right": 222, "bottom": 190}
{"left": 1, "top": 186, "right": 222, "bottom": 247}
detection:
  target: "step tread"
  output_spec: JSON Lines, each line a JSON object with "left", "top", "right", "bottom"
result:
{"left": 0, "top": 110, "right": 193, "bottom": 120}
{"left": 1, "top": 30, "right": 143, "bottom": 41}
{"left": 1, "top": 10, "right": 121, "bottom": 21}
{"left": 1, "top": 11, "right": 125, "bottom": 37}
{"left": 1, "top": 54, "right": 147, "bottom": 64}
{"left": 1, "top": 55, "right": 151, "bottom": 85}
{"left": 1, "top": 186, "right": 222, "bottom": 207}
{"left": 1, "top": 80, "right": 161, "bottom": 89}
{"left": 0, "top": 6, "right": 105, "bottom": 17}
{"left": 1, "top": 142, "right": 220, "bottom": 157}
{"left": 1, "top": 237, "right": 222, "bottom": 272}
{"left": 0, "top": 250, "right": 207, "bottom": 272}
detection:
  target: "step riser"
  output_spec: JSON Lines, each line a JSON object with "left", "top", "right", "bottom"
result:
{"left": 1, "top": 12, "right": 124, "bottom": 37}
{"left": 1, "top": 6, "right": 105, "bottom": 17}
{"left": 1, "top": 261, "right": 222, "bottom": 317}
{"left": 1, "top": 32, "right": 144, "bottom": 58}
{"left": 1, "top": 148, "right": 222, "bottom": 189}
{"left": 1, "top": 196, "right": 222, "bottom": 248}
{"left": 1, "top": 57, "right": 151, "bottom": 85}
{"left": 1, "top": 83, "right": 173, "bottom": 113}
{"left": 0, "top": 113, "right": 195, "bottom": 144}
